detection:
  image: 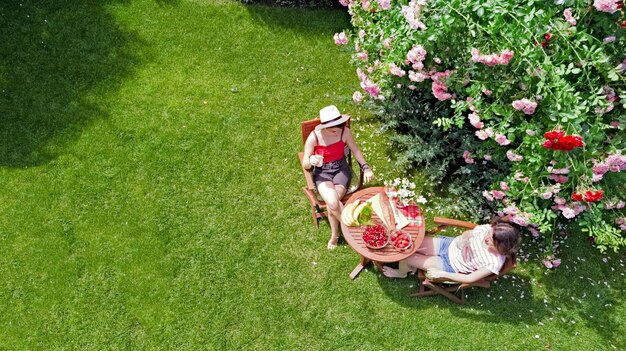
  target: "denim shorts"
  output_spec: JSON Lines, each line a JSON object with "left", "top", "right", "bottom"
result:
{"left": 436, "top": 236, "right": 456, "bottom": 273}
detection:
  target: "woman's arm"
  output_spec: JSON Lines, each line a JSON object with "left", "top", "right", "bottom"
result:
{"left": 455, "top": 229, "right": 474, "bottom": 250}
{"left": 302, "top": 132, "right": 318, "bottom": 170}
{"left": 426, "top": 267, "right": 494, "bottom": 284}
{"left": 343, "top": 127, "right": 374, "bottom": 182}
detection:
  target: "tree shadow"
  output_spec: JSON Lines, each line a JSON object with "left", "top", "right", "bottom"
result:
{"left": 0, "top": 0, "right": 142, "bottom": 167}
{"left": 243, "top": 2, "right": 349, "bottom": 35}
{"left": 539, "top": 237, "right": 626, "bottom": 349}
{"left": 374, "top": 266, "right": 547, "bottom": 326}
{"left": 372, "top": 236, "right": 626, "bottom": 348}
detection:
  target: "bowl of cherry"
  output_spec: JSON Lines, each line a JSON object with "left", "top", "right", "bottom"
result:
{"left": 362, "top": 224, "right": 389, "bottom": 250}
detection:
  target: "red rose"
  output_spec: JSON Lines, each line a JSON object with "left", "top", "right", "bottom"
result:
{"left": 544, "top": 130, "right": 565, "bottom": 140}
{"left": 541, "top": 41, "right": 547, "bottom": 48}
{"left": 543, "top": 140, "right": 555, "bottom": 149}
{"left": 544, "top": 33, "right": 553, "bottom": 40}
{"left": 594, "top": 190, "right": 604, "bottom": 201}
{"left": 571, "top": 193, "right": 583, "bottom": 201}
{"left": 582, "top": 190, "right": 603, "bottom": 202}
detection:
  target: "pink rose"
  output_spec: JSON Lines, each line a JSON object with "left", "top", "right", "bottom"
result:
{"left": 563, "top": 8, "right": 577, "bottom": 26}
{"left": 483, "top": 190, "right": 494, "bottom": 201}
{"left": 548, "top": 174, "right": 568, "bottom": 183}
{"left": 552, "top": 259, "right": 561, "bottom": 268}
{"left": 360, "top": 79, "right": 380, "bottom": 97}
{"left": 377, "top": 0, "right": 391, "bottom": 10}
{"left": 498, "top": 49, "right": 514, "bottom": 65}
{"left": 408, "top": 70, "right": 429, "bottom": 82}
{"left": 593, "top": 0, "right": 618, "bottom": 13}
{"left": 512, "top": 98, "right": 537, "bottom": 115}
{"left": 463, "top": 150, "right": 475, "bottom": 164}
{"left": 483, "top": 90, "right": 492, "bottom": 96}
{"left": 562, "top": 207, "right": 576, "bottom": 219}
{"left": 500, "top": 181, "right": 509, "bottom": 191}
{"left": 593, "top": 163, "right": 610, "bottom": 175}
{"left": 431, "top": 80, "right": 453, "bottom": 101}
{"left": 529, "top": 227, "right": 540, "bottom": 237}
{"left": 468, "top": 113, "right": 484, "bottom": 129}
{"left": 492, "top": 190, "right": 505, "bottom": 199}
{"left": 506, "top": 150, "right": 523, "bottom": 162}
{"left": 484, "top": 154, "right": 492, "bottom": 161}
{"left": 352, "top": 91, "right": 363, "bottom": 104}
{"left": 333, "top": 32, "right": 348, "bottom": 45}
{"left": 356, "top": 51, "right": 368, "bottom": 61}
{"left": 526, "top": 129, "right": 536, "bottom": 136}
{"left": 476, "top": 130, "right": 490, "bottom": 140}
{"left": 495, "top": 133, "right": 511, "bottom": 146}
{"left": 543, "top": 260, "right": 553, "bottom": 269}
{"left": 388, "top": 63, "right": 406, "bottom": 77}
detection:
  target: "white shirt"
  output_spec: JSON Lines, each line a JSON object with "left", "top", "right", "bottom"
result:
{"left": 448, "top": 225, "right": 505, "bottom": 274}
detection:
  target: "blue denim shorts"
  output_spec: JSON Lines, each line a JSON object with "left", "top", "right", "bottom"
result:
{"left": 436, "top": 236, "right": 456, "bottom": 273}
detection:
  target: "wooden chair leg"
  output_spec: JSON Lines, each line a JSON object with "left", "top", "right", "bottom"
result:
{"left": 310, "top": 206, "right": 320, "bottom": 228}
{"left": 412, "top": 280, "right": 466, "bottom": 304}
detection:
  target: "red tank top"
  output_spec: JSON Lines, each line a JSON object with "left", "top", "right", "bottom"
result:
{"left": 313, "top": 130, "right": 345, "bottom": 163}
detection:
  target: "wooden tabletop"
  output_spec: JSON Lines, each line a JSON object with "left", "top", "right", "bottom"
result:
{"left": 341, "top": 187, "right": 426, "bottom": 263}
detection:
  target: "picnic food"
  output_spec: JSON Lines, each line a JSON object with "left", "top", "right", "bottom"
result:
{"left": 362, "top": 224, "right": 388, "bottom": 249}
{"left": 341, "top": 200, "right": 361, "bottom": 227}
{"left": 352, "top": 202, "right": 368, "bottom": 221}
{"left": 379, "top": 190, "right": 395, "bottom": 231}
{"left": 390, "top": 230, "right": 412, "bottom": 250}
{"left": 356, "top": 203, "right": 373, "bottom": 225}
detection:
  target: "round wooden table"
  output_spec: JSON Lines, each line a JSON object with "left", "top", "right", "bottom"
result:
{"left": 341, "top": 187, "right": 426, "bottom": 279}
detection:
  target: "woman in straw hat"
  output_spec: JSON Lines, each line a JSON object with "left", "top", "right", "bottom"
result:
{"left": 302, "top": 105, "right": 374, "bottom": 249}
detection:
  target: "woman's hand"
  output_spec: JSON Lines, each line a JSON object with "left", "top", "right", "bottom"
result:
{"left": 456, "top": 237, "right": 470, "bottom": 250}
{"left": 425, "top": 268, "right": 446, "bottom": 280}
{"left": 364, "top": 168, "right": 374, "bottom": 183}
{"left": 309, "top": 155, "right": 323, "bottom": 167}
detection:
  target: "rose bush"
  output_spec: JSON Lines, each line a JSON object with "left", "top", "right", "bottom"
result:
{"left": 336, "top": 0, "right": 626, "bottom": 252}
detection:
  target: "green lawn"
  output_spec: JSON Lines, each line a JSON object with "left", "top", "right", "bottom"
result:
{"left": 1, "top": 0, "right": 625, "bottom": 349}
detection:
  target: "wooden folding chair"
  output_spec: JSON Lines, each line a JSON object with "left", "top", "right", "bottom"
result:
{"left": 411, "top": 217, "right": 517, "bottom": 304}
{"left": 297, "top": 118, "right": 364, "bottom": 227}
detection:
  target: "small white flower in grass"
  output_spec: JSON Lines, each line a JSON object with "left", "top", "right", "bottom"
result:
{"left": 534, "top": 335, "right": 540, "bottom": 339}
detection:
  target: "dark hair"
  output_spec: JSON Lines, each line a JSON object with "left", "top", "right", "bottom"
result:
{"left": 490, "top": 216, "right": 521, "bottom": 256}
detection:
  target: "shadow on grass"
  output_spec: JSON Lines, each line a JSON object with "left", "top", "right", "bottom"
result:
{"left": 243, "top": 2, "right": 349, "bottom": 35}
{"left": 0, "top": 0, "right": 141, "bottom": 167}
{"left": 539, "top": 237, "right": 626, "bottom": 349}
{"left": 374, "top": 236, "right": 626, "bottom": 348}
{"left": 375, "top": 267, "right": 547, "bottom": 325}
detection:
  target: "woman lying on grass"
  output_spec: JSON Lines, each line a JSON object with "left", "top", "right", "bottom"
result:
{"left": 383, "top": 217, "right": 521, "bottom": 283}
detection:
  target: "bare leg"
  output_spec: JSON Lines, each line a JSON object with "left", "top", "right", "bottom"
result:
{"left": 317, "top": 182, "right": 344, "bottom": 249}
{"left": 383, "top": 236, "right": 448, "bottom": 278}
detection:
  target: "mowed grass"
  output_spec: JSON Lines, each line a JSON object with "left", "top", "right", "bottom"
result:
{"left": 0, "top": 0, "right": 625, "bottom": 349}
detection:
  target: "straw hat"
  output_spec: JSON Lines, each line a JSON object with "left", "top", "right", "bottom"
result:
{"left": 315, "top": 105, "right": 350, "bottom": 130}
